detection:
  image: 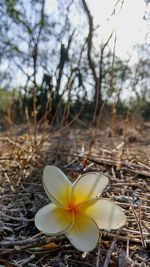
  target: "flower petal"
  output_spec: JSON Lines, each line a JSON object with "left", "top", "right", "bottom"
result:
{"left": 35, "top": 203, "right": 73, "bottom": 234}
{"left": 43, "top": 166, "right": 72, "bottom": 207}
{"left": 66, "top": 213, "right": 99, "bottom": 251}
{"left": 84, "top": 198, "right": 126, "bottom": 230}
{"left": 72, "top": 172, "right": 108, "bottom": 204}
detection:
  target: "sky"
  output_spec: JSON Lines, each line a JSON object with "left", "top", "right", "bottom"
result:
{"left": 44, "top": 0, "right": 149, "bottom": 101}
{"left": 12, "top": 0, "right": 149, "bottom": 88}
{"left": 85, "top": 0, "right": 149, "bottom": 62}
{"left": 41, "top": 0, "right": 149, "bottom": 61}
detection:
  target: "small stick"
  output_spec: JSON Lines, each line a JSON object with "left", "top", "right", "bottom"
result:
{"left": 114, "top": 201, "right": 150, "bottom": 210}
{"left": 103, "top": 229, "right": 120, "bottom": 267}
{"left": 0, "top": 236, "right": 45, "bottom": 247}
{"left": 1, "top": 211, "right": 34, "bottom": 222}
{"left": 96, "top": 231, "right": 103, "bottom": 267}
{"left": 129, "top": 198, "right": 146, "bottom": 248}
{"left": 104, "top": 232, "right": 146, "bottom": 244}
{"left": 67, "top": 259, "right": 94, "bottom": 267}
{"left": 126, "top": 238, "right": 129, "bottom": 257}
{"left": 16, "top": 254, "right": 35, "bottom": 266}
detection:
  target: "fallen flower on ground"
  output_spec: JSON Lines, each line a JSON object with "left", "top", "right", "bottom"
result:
{"left": 35, "top": 166, "right": 126, "bottom": 251}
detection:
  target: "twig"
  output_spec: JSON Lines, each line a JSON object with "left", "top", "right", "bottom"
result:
{"left": 129, "top": 198, "right": 147, "bottom": 248}
{"left": 0, "top": 235, "right": 45, "bottom": 247}
{"left": 103, "top": 229, "right": 120, "bottom": 267}
{"left": 1, "top": 211, "right": 34, "bottom": 222}
{"left": 96, "top": 232, "right": 103, "bottom": 267}
{"left": 104, "top": 232, "right": 149, "bottom": 244}
{"left": 67, "top": 259, "right": 94, "bottom": 267}
{"left": 16, "top": 254, "right": 35, "bottom": 266}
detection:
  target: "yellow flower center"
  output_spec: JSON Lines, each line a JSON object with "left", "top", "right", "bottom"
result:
{"left": 68, "top": 201, "right": 79, "bottom": 214}
{"left": 59, "top": 186, "right": 90, "bottom": 215}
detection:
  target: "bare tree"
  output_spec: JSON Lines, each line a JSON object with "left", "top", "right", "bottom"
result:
{"left": 81, "top": 0, "right": 113, "bottom": 122}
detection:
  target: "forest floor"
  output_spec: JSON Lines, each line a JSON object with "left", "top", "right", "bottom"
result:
{"left": 0, "top": 121, "right": 150, "bottom": 267}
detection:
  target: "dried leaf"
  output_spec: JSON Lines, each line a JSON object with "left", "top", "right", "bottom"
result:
{"left": 42, "top": 242, "right": 60, "bottom": 250}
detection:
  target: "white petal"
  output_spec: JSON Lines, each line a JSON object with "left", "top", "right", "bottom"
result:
{"left": 66, "top": 213, "right": 99, "bottom": 251}
{"left": 84, "top": 198, "right": 126, "bottom": 230}
{"left": 43, "top": 166, "right": 72, "bottom": 207}
{"left": 72, "top": 172, "right": 108, "bottom": 204}
{"left": 35, "top": 203, "right": 73, "bottom": 234}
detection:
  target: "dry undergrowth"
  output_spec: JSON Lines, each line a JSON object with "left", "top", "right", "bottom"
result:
{"left": 0, "top": 123, "right": 150, "bottom": 267}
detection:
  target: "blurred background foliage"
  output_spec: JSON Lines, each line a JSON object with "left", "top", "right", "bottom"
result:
{"left": 0, "top": 0, "right": 149, "bottom": 129}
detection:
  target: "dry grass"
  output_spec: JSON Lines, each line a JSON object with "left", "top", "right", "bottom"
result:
{"left": 0, "top": 122, "right": 150, "bottom": 267}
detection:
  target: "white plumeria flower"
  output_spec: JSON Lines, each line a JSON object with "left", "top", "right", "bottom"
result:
{"left": 35, "top": 166, "right": 126, "bottom": 252}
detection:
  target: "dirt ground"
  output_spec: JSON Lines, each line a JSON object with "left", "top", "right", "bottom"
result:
{"left": 0, "top": 122, "right": 150, "bottom": 267}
